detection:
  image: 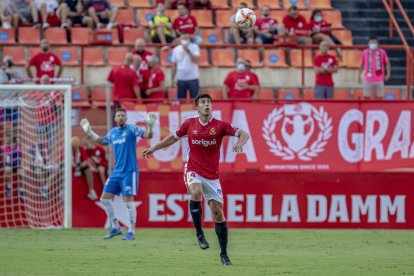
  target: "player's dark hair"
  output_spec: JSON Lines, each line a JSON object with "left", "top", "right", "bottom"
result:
{"left": 195, "top": 93, "right": 212, "bottom": 106}
{"left": 369, "top": 36, "right": 378, "bottom": 42}
{"left": 115, "top": 108, "right": 127, "bottom": 115}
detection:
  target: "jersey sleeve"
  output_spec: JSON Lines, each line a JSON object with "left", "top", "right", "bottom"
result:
{"left": 130, "top": 125, "right": 145, "bottom": 138}
{"left": 101, "top": 129, "right": 112, "bottom": 145}
{"left": 28, "top": 54, "right": 37, "bottom": 66}
{"left": 222, "top": 121, "right": 239, "bottom": 137}
{"left": 174, "top": 119, "right": 189, "bottom": 139}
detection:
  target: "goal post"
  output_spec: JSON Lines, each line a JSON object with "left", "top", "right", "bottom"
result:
{"left": 0, "top": 85, "right": 72, "bottom": 229}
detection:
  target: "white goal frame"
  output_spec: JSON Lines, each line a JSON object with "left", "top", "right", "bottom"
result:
{"left": 0, "top": 85, "right": 72, "bottom": 228}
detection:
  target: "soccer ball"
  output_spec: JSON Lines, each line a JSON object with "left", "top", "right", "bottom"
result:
{"left": 235, "top": 8, "right": 256, "bottom": 30}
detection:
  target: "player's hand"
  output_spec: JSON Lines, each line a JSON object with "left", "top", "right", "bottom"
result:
{"left": 233, "top": 143, "right": 243, "bottom": 153}
{"left": 145, "top": 112, "right": 158, "bottom": 128}
{"left": 80, "top": 118, "right": 91, "bottom": 133}
{"left": 142, "top": 147, "right": 154, "bottom": 159}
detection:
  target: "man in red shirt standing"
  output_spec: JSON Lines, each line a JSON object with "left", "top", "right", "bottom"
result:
{"left": 143, "top": 93, "right": 250, "bottom": 266}
{"left": 107, "top": 53, "right": 141, "bottom": 103}
{"left": 172, "top": 2, "right": 202, "bottom": 44}
{"left": 282, "top": 5, "right": 312, "bottom": 45}
{"left": 132, "top": 38, "right": 154, "bottom": 64}
{"left": 145, "top": 55, "right": 165, "bottom": 99}
{"left": 26, "top": 39, "right": 62, "bottom": 83}
{"left": 313, "top": 41, "right": 338, "bottom": 99}
{"left": 131, "top": 54, "right": 151, "bottom": 99}
{"left": 223, "top": 58, "right": 259, "bottom": 99}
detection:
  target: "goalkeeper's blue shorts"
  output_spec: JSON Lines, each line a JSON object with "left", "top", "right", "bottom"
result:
{"left": 103, "top": 170, "right": 139, "bottom": 197}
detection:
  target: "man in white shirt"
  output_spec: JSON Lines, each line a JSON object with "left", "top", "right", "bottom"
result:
{"left": 171, "top": 32, "right": 200, "bottom": 99}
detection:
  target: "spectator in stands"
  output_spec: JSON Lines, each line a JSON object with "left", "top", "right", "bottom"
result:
{"left": 243, "top": 58, "right": 260, "bottom": 90}
{"left": 171, "top": 32, "right": 200, "bottom": 99}
{"left": 0, "top": 56, "right": 25, "bottom": 84}
{"left": 10, "top": 0, "right": 40, "bottom": 29}
{"left": 172, "top": 2, "right": 202, "bottom": 45}
{"left": 253, "top": 5, "right": 283, "bottom": 45}
{"left": 83, "top": 136, "right": 108, "bottom": 186}
{"left": 149, "top": 3, "right": 174, "bottom": 44}
{"left": 146, "top": 55, "right": 166, "bottom": 99}
{"left": 26, "top": 39, "right": 63, "bottom": 83}
{"left": 0, "top": 0, "right": 13, "bottom": 29}
{"left": 34, "top": 0, "right": 66, "bottom": 29}
{"left": 309, "top": 9, "right": 342, "bottom": 59}
{"left": 223, "top": 58, "right": 259, "bottom": 99}
{"left": 85, "top": 0, "right": 118, "bottom": 29}
{"left": 359, "top": 37, "right": 391, "bottom": 99}
{"left": 59, "top": 0, "right": 93, "bottom": 29}
{"left": 132, "top": 38, "right": 154, "bottom": 65}
{"left": 107, "top": 53, "right": 141, "bottom": 103}
{"left": 282, "top": 5, "right": 312, "bottom": 45}
{"left": 188, "top": 0, "right": 211, "bottom": 10}
{"left": 72, "top": 136, "right": 98, "bottom": 200}
{"left": 313, "top": 41, "right": 338, "bottom": 99}
{"left": 131, "top": 54, "right": 151, "bottom": 99}
{"left": 229, "top": 2, "right": 254, "bottom": 45}
{"left": 153, "top": 0, "right": 179, "bottom": 9}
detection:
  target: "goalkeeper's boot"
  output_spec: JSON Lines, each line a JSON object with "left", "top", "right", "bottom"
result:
{"left": 121, "top": 232, "right": 135, "bottom": 240}
{"left": 220, "top": 254, "right": 233, "bottom": 266}
{"left": 197, "top": 234, "right": 210, "bottom": 250}
{"left": 103, "top": 227, "right": 122, "bottom": 239}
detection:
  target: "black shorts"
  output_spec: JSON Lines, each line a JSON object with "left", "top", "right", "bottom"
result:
{"left": 151, "top": 34, "right": 174, "bottom": 43}
{"left": 98, "top": 16, "right": 109, "bottom": 24}
{"left": 68, "top": 15, "right": 84, "bottom": 25}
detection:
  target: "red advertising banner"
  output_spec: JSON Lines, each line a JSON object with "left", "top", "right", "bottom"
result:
{"left": 73, "top": 172, "right": 414, "bottom": 229}
{"left": 122, "top": 101, "right": 414, "bottom": 172}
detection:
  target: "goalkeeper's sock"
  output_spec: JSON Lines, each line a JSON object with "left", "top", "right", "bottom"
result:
{"left": 125, "top": 201, "right": 136, "bottom": 234}
{"left": 101, "top": 199, "right": 119, "bottom": 228}
{"left": 189, "top": 200, "right": 203, "bottom": 236}
{"left": 215, "top": 221, "right": 228, "bottom": 256}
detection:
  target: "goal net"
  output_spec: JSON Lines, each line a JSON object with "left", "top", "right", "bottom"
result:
{"left": 0, "top": 85, "right": 71, "bottom": 228}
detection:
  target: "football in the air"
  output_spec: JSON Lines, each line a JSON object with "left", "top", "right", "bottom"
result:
{"left": 235, "top": 8, "right": 257, "bottom": 30}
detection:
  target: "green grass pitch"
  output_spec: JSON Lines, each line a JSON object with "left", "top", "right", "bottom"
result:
{"left": 0, "top": 228, "right": 413, "bottom": 275}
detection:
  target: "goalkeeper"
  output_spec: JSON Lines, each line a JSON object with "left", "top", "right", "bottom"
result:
{"left": 80, "top": 108, "right": 157, "bottom": 240}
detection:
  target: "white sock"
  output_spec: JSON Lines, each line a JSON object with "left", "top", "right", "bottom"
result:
{"left": 125, "top": 202, "right": 136, "bottom": 234}
{"left": 101, "top": 199, "right": 119, "bottom": 228}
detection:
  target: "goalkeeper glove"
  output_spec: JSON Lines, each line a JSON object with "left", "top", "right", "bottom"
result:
{"left": 80, "top": 118, "right": 100, "bottom": 141}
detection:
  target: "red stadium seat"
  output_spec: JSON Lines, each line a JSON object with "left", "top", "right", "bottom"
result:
{"left": 334, "top": 89, "right": 350, "bottom": 100}
{"left": 44, "top": 27, "right": 68, "bottom": 44}
{"left": 211, "top": 49, "right": 235, "bottom": 67}
{"left": 71, "top": 27, "right": 92, "bottom": 45}
{"left": 342, "top": 49, "right": 362, "bottom": 68}
{"left": 290, "top": 49, "right": 313, "bottom": 68}
{"left": 95, "top": 29, "right": 120, "bottom": 44}
{"left": 258, "top": 88, "right": 275, "bottom": 100}
{"left": 107, "top": 47, "right": 129, "bottom": 66}
{"left": 110, "top": 0, "right": 127, "bottom": 8}
{"left": 263, "top": 49, "right": 288, "bottom": 68}
{"left": 167, "top": 88, "right": 177, "bottom": 100}
{"left": 198, "top": 49, "right": 210, "bottom": 67}
{"left": 384, "top": 90, "right": 401, "bottom": 100}
{"left": 216, "top": 10, "right": 234, "bottom": 28}
{"left": 201, "top": 28, "right": 224, "bottom": 45}
{"left": 115, "top": 9, "right": 136, "bottom": 26}
{"left": 278, "top": 89, "right": 300, "bottom": 100}
{"left": 129, "top": 0, "right": 151, "bottom": 8}
{"left": 123, "top": 27, "right": 145, "bottom": 45}
{"left": 165, "top": 10, "right": 179, "bottom": 20}
{"left": 332, "top": 30, "right": 353, "bottom": 46}
{"left": 91, "top": 87, "right": 113, "bottom": 107}
{"left": 0, "top": 28, "right": 15, "bottom": 44}
{"left": 138, "top": 9, "right": 155, "bottom": 27}
{"left": 283, "top": 0, "right": 306, "bottom": 9}
{"left": 310, "top": 0, "right": 333, "bottom": 9}
{"left": 160, "top": 48, "right": 173, "bottom": 67}
{"left": 72, "top": 87, "right": 90, "bottom": 107}
{"left": 352, "top": 89, "right": 365, "bottom": 100}
{"left": 55, "top": 47, "right": 79, "bottom": 66}
{"left": 303, "top": 89, "right": 315, "bottom": 99}
{"left": 323, "top": 10, "right": 344, "bottom": 29}
{"left": 202, "top": 88, "right": 223, "bottom": 100}
{"left": 3, "top": 47, "right": 26, "bottom": 66}
{"left": 211, "top": 0, "right": 230, "bottom": 9}
{"left": 18, "top": 27, "right": 40, "bottom": 44}
{"left": 237, "top": 49, "right": 262, "bottom": 67}
{"left": 191, "top": 10, "right": 213, "bottom": 28}
{"left": 83, "top": 47, "right": 105, "bottom": 66}
{"left": 28, "top": 48, "right": 41, "bottom": 59}
{"left": 257, "top": 0, "right": 282, "bottom": 9}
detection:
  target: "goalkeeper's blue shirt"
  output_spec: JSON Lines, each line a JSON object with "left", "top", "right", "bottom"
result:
{"left": 101, "top": 124, "right": 145, "bottom": 173}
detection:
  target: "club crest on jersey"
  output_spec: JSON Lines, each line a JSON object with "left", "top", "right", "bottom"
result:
{"left": 209, "top": 128, "right": 216, "bottom": 135}
{"left": 262, "top": 103, "right": 332, "bottom": 161}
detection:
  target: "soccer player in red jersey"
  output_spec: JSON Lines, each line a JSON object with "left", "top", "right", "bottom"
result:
{"left": 142, "top": 94, "right": 250, "bottom": 265}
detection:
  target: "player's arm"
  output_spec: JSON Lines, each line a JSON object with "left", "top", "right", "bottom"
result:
{"left": 233, "top": 130, "right": 250, "bottom": 153}
{"left": 142, "top": 134, "right": 179, "bottom": 159}
{"left": 80, "top": 118, "right": 106, "bottom": 145}
{"left": 327, "top": 65, "right": 338, "bottom": 74}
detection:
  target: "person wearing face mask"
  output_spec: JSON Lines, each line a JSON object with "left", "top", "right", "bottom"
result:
{"left": 253, "top": 5, "right": 284, "bottom": 45}
{"left": 0, "top": 56, "right": 24, "bottom": 84}
{"left": 171, "top": 32, "right": 200, "bottom": 99}
{"left": 359, "top": 37, "right": 391, "bottom": 99}
{"left": 223, "top": 58, "right": 259, "bottom": 99}
{"left": 26, "top": 39, "right": 62, "bottom": 84}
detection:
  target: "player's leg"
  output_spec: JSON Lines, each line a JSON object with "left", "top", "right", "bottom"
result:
{"left": 101, "top": 173, "right": 122, "bottom": 239}
{"left": 120, "top": 171, "right": 139, "bottom": 240}
{"left": 185, "top": 170, "right": 209, "bottom": 249}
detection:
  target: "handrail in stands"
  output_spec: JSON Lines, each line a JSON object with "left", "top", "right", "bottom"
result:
{"left": 383, "top": 0, "right": 413, "bottom": 99}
